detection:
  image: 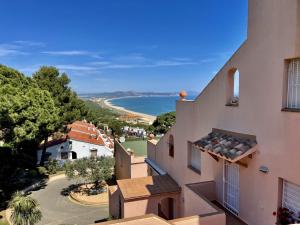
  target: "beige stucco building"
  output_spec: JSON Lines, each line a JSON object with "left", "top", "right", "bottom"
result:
{"left": 107, "top": 0, "right": 300, "bottom": 224}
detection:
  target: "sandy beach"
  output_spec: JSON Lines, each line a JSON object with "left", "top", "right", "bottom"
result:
{"left": 100, "top": 98, "right": 157, "bottom": 124}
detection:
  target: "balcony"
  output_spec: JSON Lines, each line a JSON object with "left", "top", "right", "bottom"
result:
{"left": 185, "top": 181, "right": 247, "bottom": 225}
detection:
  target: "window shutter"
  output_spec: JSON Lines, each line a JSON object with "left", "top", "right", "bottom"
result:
{"left": 283, "top": 180, "right": 300, "bottom": 217}
{"left": 287, "top": 59, "right": 300, "bottom": 108}
{"left": 191, "top": 145, "right": 201, "bottom": 171}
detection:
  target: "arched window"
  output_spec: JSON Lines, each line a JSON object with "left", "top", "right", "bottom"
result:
{"left": 168, "top": 135, "right": 174, "bottom": 158}
{"left": 226, "top": 68, "right": 240, "bottom": 106}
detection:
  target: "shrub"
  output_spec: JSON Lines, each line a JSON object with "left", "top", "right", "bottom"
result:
{"left": 37, "top": 166, "right": 47, "bottom": 176}
{"left": 65, "top": 157, "right": 115, "bottom": 189}
{"left": 0, "top": 220, "right": 9, "bottom": 225}
{"left": 28, "top": 169, "right": 38, "bottom": 178}
{"left": 9, "top": 191, "right": 42, "bottom": 225}
{"left": 47, "top": 159, "right": 59, "bottom": 174}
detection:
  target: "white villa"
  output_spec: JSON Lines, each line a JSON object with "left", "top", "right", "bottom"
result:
{"left": 37, "top": 120, "right": 113, "bottom": 164}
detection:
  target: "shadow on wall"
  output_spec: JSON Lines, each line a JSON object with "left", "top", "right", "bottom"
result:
{"left": 142, "top": 175, "right": 180, "bottom": 219}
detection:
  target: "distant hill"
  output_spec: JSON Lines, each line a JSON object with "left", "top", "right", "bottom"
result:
{"left": 78, "top": 91, "right": 179, "bottom": 99}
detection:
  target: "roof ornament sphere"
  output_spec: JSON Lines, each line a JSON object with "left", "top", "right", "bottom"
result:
{"left": 179, "top": 90, "right": 187, "bottom": 100}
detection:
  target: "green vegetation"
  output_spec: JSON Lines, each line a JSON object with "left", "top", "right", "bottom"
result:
{"left": 0, "top": 65, "right": 59, "bottom": 152}
{"left": 9, "top": 192, "right": 42, "bottom": 225}
{"left": 122, "top": 140, "right": 147, "bottom": 156}
{"left": 0, "top": 221, "right": 9, "bottom": 225}
{"left": 33, "top": 66, "right": 88, "bottom": 165}
{"left": 65, "top": 157, "right": 115, "bottom": 190}
{"left": 148, "top": 111, "right": 176, "bottom": 135}
{"left": 0, "top": 65, "right": 89, "bottom": 208}
{"left": 0, "top": 210, "right": 9, "bottom": 225}
{"left": 84, "top": 101, "right": 127, "bottom": 135}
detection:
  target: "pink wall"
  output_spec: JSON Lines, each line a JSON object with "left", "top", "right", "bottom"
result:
{"left": 115, "top": 141, "right": 148, "bottom": 179}
{"left": 114, "top": 141, "right": 131, "bottom": 180}
{"left": 150, "top": 1, "right": 300, "bottom": 224}
{"left": 109, "top": 186, "right": 120, "bottom": 219}
{"left": 171, "top": 214, "right": 226, "bottom": 225}
{"left": 123, "top": 193, "right": 180, "bottom": 219}
{"left": 131, "top": 161, "right": 148, "bottom": 178}
{"left": 184, "top": 186, "right": 218, "bottom": 217}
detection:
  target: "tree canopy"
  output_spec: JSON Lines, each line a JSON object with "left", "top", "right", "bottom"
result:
{"left": 33, "top": 66, "right": 87, "bottom": 129}
{"left": 148, "top": 111, "right": 176, "bottom": 135}
{"left": 0, "top": 65, "right": 59, "bottom": 149}
{"left": 65, "top": 157, "right": 115, "bottom": 188}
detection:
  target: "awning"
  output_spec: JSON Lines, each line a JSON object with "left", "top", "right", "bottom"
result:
{"left": 193, "top": 128, "right": 258, "bottom": 167}
{"left": 145, "top": 158, "right": 167, "bottom": 175}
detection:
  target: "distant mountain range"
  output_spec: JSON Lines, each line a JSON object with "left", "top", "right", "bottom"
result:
{"left": 79, "top": 91, "right": 198, "bottom": 99}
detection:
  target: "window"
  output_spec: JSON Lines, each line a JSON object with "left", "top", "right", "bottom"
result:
{"left": 90, "top": 149, "right": 98, "bottom": 158}
{"left": 168, "top": 135, "right": 174, "bottom": 158}
{"left": 287, "top": 59, "right": 300, "bottom": 109}
{"left": 226, "top": 68, "right": 240, "bottom": 106}
{"left": 282, "top": 180, "right": 300, "bottom": 219}
{"left": 45, "top": 152, "right": 52, "bottom": 161}
{"left": 188, "top": 142, "right": 201, "bottom": 173}
{"left": 61, "top": 152, "right": 68, "bottom": 160}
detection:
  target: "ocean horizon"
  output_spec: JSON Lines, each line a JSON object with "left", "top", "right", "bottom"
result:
{"left": 108, "top": 95, "right": 197, "bottom": 116}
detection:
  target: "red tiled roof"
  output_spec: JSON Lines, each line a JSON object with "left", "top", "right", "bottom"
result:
{"left": 72, "top": 120, "right": 95, "bottom": 128}
{"left": 69, "top": 124, "right": 98, "bottom": 135}
{"left": 67, "top": 130, "right": 105, "bottom": 146}
{"left": 38, "top": 136, "right": 67, "bottom": 149}
{"left": 193, "top": 128, "right": 257, "bottom": 162}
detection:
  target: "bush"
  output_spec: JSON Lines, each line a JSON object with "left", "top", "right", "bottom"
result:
{"left": 65, "top": 157, "right": 115, "bottom": 189}
{"left": 37, "top": 166, "right": 47, "bottom": 176}
{"left": 0, "top": 220, "right": 9, "bottom": 225}
{"left": 28, "top": 169, "right": 38, "bottom": 178}
{"left": 47, "top": 159, "right": 59, "bottom": 174}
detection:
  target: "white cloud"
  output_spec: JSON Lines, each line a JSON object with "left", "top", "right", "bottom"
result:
{"left": 56, "top": 64, "right": 98, "bottom": 71}
{"left": 13, "top": 40, "right": 45, "bottom": 47}
{"left": 89, "top": 61, "right": 111, "bottom": 66}
{"left": 0, "top": 40, "right": 45, "bottom": 57}
{"left": 200, "top": 58, "right": 216, "bottom": 63}
{"left": 0, "top": 44, "right": 28, "bottom": 57}
{"left": 42, "top": 50, "right": 102, "bottom": 59}
{"left": 88, "top": 56, "right": 199, "bottom": 70}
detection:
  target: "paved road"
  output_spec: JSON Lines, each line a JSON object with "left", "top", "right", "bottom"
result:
{"left": 30, "top": 177, "right": 108, "bottom": 225}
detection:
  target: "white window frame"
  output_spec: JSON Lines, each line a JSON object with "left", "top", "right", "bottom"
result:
{"left": 287, "top": 59, "right": 300, "bottom": 109}
{"left": 223, "top": 161, "right": 240, "bottom": 216}
{"left": 189, "top": 144, "right": 201, "bottom": 172}
{"left": 282, "top": 180, "right": 300, "bottom": 219}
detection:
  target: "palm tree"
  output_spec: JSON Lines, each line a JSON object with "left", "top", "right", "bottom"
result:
{"left": 9, "top": 191, "right": 42, "bottom": 225}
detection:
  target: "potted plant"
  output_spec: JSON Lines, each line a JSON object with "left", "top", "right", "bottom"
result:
{"left": 277, "top": 207, "right": 296, "bottom": 225}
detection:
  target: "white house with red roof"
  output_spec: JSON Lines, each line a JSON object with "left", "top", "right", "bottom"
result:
{"left": 37, "top": 120, "right": 113, "bottom": 164}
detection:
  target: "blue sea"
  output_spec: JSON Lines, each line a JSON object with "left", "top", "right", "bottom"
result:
{"left": 109, "top": 95, "right": 196, "bottom": 116}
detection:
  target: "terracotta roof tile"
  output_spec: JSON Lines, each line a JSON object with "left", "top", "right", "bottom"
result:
{"left": 117, "top": 175, "right": 181, "bottom": 201}
{"left": 67, "top": 130, "right": 105, "bottom": 146}
{"left": 38, "top": 136, "right": 67, "bottom": 149}
{"left": 193, "top": 128, "right": 257, "bottom": 160}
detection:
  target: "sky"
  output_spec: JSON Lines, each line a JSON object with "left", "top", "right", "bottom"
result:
{"left": 0, "top": 0, "right": 248, "bottom": 94}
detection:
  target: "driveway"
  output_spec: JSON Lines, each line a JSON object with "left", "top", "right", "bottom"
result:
{"left": 30, "top": 177, "right": 108, "bottom": 225}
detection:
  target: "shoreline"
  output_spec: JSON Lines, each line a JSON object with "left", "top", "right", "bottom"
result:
{"left": 102, "top": 98, "right": 157, "bottom": 124}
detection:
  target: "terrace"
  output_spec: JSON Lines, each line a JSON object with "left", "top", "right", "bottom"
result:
{"left": 185, "top": 181, "right": 247, "bottom": 225}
